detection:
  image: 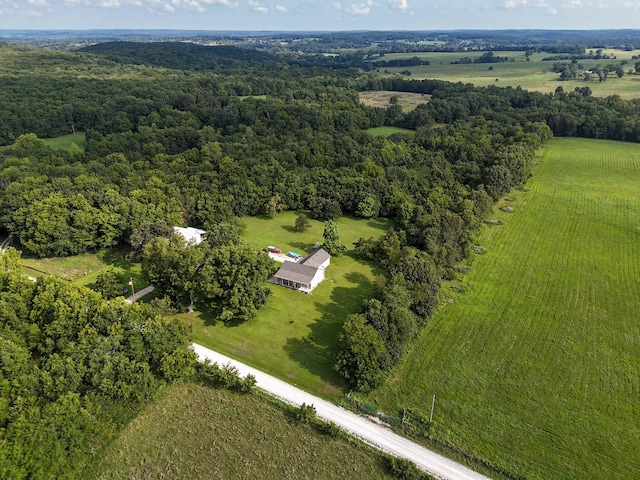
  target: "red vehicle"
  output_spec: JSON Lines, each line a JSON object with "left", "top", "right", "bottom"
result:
{"left": 267, "top": 246, "right": 282, "bottom": 254}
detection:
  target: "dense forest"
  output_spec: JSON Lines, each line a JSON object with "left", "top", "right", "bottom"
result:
{"left": 1, "top": 39, "right": 640, "bottom": 477}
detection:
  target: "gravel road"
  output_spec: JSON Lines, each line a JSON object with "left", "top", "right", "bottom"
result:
{"left": 192, "top": 343, "right": 491, "bottom": 480}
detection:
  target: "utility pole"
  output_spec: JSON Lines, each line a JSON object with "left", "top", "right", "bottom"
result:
{"left": 430, "top": 394, "right": 436, "bottom": 423}
{"left": 129, "top": 277, "right": 136, "bottom": 303}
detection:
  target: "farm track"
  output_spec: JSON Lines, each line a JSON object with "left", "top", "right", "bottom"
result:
{"left": 371, "top": 139, "right": 640, "bottom": 479}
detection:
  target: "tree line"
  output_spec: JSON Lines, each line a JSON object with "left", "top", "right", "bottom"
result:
{"left": 1, "top": 42, "right": 638, "bottom": 396}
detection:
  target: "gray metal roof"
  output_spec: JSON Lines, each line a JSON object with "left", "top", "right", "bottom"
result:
{"left": 299, "top": 248, "right": 331, "bottom": 268}
{"left": 273, "top": 262, "right": 318, "bottom": 285}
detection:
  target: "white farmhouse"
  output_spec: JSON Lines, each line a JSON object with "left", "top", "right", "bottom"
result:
{"left": 269, "top": 248, "right": 331, "bottom": 293}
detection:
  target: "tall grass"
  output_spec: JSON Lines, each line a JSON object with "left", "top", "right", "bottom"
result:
{"left": 82, "top": 382, "right": 392, "bottom": 480}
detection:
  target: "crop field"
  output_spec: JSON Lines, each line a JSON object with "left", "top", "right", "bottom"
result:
{"left": 82, "top": 382, "right": 392, "bottom": 480}
{"left": 373, "top": 49, "right": 640, "bottom": 98}
{"left": 182, "top": 211, "right": 392, "bottom": 399}
{"left": 368, "top": 138, "right": 640, "bottom": 479}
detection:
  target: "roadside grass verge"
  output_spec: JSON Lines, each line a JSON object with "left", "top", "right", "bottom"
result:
{"left": 81, "top": 382, "right": 393, "bottom": 480}
{"left": 183, "top": 211, "right": 393, "bottom": 399}
{"left": 368, "top": 138, "right": 640, "bottom": 479}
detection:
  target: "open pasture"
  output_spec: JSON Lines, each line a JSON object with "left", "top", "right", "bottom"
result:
{"left": 82, "top": 382, "right": 392, "bottom": 480}
{"left": 369, "top": 138, "right": 640, "bottom": 479}
{"left": 374, "top": 50, "right": 640, "bottom": 98}
{"left": 359, "top": 90, "right": 431, "bottom": 111}
{"left": 183, "top": 211, "right": 392, "bottom": 399}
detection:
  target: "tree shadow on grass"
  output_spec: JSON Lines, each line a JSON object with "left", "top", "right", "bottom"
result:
{"left": 198, "top": 304, "right": 246, "bottom": 328}
{"left": 366, "top": 217, "right": 394, "bottom": 232}
{"left": 283, "top": 272, "right": 373, "bottom": 390}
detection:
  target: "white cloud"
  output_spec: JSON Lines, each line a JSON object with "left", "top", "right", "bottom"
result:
{"left": 344, "top": 0, "right": 372, "bottom": 15}
{"left": 504, "top": 0, "right": 557, "bottom": 13}
{"left": 389, "top": 0, "right": 408, "bottom": 11}
{"left": 201, "top": 0, "right": 238, "bottom": 7}
{"left": 275, "top": 3, "right": 286, "bottom": 12}
{"left": 248, "top": 0, "right": 267, "bottom": 12}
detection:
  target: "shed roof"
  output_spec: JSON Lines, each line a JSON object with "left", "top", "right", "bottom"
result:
{"left": 173, "top": 226, "right": 206, "bottom": 245}
{"left": 273, "top": 262, "right": 318, "bottom": 285}
{"left": 299, "top": 248, "right": 331, "bottom": 268}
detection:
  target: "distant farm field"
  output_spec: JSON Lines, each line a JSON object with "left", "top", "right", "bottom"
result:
{"left": 183, "top": 211, "right": 392, "bottom": 399}
{"left": 373, "top": 50, "right": 640, "bottom": 98}
{"left": 359, "top": 90, "right": 431, "bottom": 111}
{"left": 369, "top": 138, "right": 640, "bottom": 479}
{"left": 83, "top": 382, "right": 392, "bottom": 480}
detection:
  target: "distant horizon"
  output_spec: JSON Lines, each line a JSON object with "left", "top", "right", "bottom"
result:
{"left": 2, "top": 27, "right": 640, "bottom": 34}
{"left": 2, "top": 1, "right": 640, "bottom": 32}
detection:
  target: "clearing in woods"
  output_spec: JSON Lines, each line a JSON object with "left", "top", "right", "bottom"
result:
{"left": 182, "top": 212, "right": 393, "bottom": 399}
{"left": 368, "top": 138, "right": 640, "bottom": 479}
{"left": 359, "top": 90, "right": 431, "bottom": 111}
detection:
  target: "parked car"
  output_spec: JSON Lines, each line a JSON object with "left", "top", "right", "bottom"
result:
{"left": 267, "top": 246, "right": 282, "bottom": 253}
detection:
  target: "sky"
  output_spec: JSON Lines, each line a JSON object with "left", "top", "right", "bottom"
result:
{"left": 1, "top": 0, "right": 640, "bottom": 31}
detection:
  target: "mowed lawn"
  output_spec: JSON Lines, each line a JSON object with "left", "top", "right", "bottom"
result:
{"left": 183, "top": 212, "right": 392, "bottom": 399}
{"left": 82, "top": 382, "right": 392, "bottom": 480}
{"left": 369, "top": 138, "right": 640, "bottom": 479}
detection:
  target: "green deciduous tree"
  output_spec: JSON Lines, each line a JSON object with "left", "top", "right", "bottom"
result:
{"left": 295, "top": 213, "right": 311, "bottom": 232}
{"left": 94, "top": 269, "right": 124, "bottom": 299}
{"left": 143, "top": 234, "right": 209, "bottom": 313}
{"left": 335, "top": 314, "right": 385, "bottom": 392}
{"left": 198, "top": 244, "right": 275, "bottom": 322}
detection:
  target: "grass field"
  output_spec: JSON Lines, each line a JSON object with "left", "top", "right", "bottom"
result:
{"left": 359, "top": 90, "right": 431, "bottom": 111}
{"left": 366, "top": 126, "right": 415, "bottom": 138}
{"left": 374, "top": 50, "right": 640, "bottom": 98}
{"left": 43, "top": 132, "right": 86, "bottom": 152}
{"left": 21, "top": 247, "right": 150, "bottom": 294}
{"left": 182, "top": 211, "right": 392, "bottom": 399}
{"left": 368, "top": 138, "right": 640, "bottom": 479}
{"left": 82, "top": 382, "right": 392, "bottom": 480}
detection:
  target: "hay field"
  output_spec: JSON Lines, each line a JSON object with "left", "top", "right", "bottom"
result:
{"left": 373, "top": 50, "right": 640, "bottom": 98}
{"left": 83, "top": 382, "right": 392, "bottom": 479}
{"left": 369, "top": 138, "right": 640, "bottom": 479}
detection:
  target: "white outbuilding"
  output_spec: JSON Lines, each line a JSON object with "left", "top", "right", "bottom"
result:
{"left": 173, "top": 226, "right": 207, "bottom": 245}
